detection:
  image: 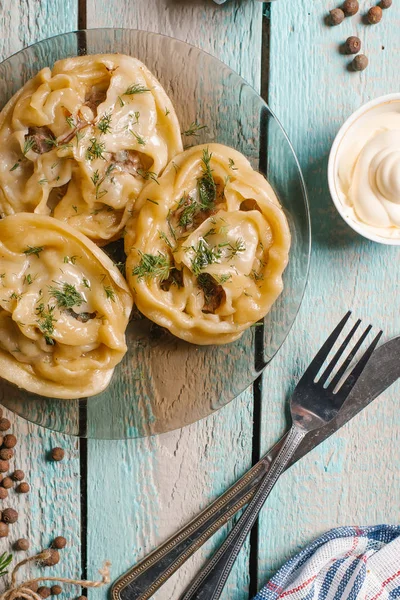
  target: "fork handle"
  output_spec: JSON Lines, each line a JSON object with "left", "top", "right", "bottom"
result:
{"left": 180, "top": 426, "right": 306, "bottom": 600}
{"left": 111, "top": 434, "right": 288, "bottom": 600}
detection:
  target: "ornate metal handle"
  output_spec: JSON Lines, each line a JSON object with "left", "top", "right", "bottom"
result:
{"left": 180, "top": 427, "right": 306, "bottom": 600}
{"left": 111, "top": 434, "right": 287, "bottom": 600}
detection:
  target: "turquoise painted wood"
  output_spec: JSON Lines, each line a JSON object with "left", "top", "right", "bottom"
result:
{"left": 257, "top": 0, "right": 400, "bottom": 591}
{"left": 85, "top": 2, "right": 263, "bottom": 598}
{"left": 0, "top": 1, "right": 81, "bottom": 595}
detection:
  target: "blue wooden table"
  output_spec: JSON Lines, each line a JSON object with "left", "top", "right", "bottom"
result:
{"left": 1, "top": 1, "right": 399, "bottom": 599}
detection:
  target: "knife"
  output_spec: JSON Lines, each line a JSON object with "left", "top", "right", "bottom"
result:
{"left": 111, "top": 335, "right": 400, "bottom": 600}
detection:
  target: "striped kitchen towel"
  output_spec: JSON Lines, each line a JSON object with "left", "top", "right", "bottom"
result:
{"left": 254, "top": 525, "right": 400, "bottom": 600}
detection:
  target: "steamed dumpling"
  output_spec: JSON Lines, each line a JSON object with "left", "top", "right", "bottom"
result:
{"left": 0, "top": 213, "right": 133, "bottom": 398}
{"left": 125, "top": 144, "right": 291, "bottom": 345}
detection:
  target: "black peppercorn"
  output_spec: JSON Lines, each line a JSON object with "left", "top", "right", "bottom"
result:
{"left": 367, "top": 6, "right": 383, "bottom": 22}
{"left": 342, "top": 0, "right": 359, "bottom": 15}
{"left": 330, "top": 8, "right": 345, "bottom": 24}
{"left": 352, "top": 54, "right": 369, "bottom": 70}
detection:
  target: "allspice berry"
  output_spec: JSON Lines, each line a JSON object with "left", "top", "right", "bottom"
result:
{"left": 41, "top": 549, "right": 60, "bottom": 567}
{"left": 14, "top": 538, "right": 30, "bottom": 551}
{"left": 12, "top": 470, "right": 24, "bottom": 481}
{"left": 380, "top": 0, "right": 392, "bottom": 7}
{"left": 38, "top": 587, "right": 51, "bottom": 599}
{"left": 0, "top": 448, "right": 14, "bottom": 461}
{"left": 27, "top": 582, "right": 39, "bottom": 593}
{"left": 16, "top": 482, "right": 30, "bottom": 494}
{"left": 2, "top": 507, "right": 18, "bottom": 523}
{"left": 52, "top": 536, "right": 67, "bottom": 549}
{"left": 2, "top": 477, "right": 13, "bottom": 489}
{"left": 77, "top": 596, "right": 87, "bottom": 600}
{"left": 342, "top": 0, "right": 359, "bottom": 15}
{"left": 367, "top": 6, "right": 383, "bottom": 22}
{"left": 0, "top": 418, "right": 11, "bottom": 432}
{"left": 352, "top": 53, "right": 369, "bottom": 70}
{"left": 345, "top": 36, "right": 361, "bottom": 54}
{"left": 51, "top": 586, "right": 63, "bottom": 596}
{"left": 3, "top": 434, "right": 17, "bottom": 449}
{"left": 330, "top": 8, "right": 345, "bottom": 24}
{"left": 50, "top": 447, "right": 65, "bottom": 462}
{"left": 0, "top": 488, "right": 8, "bottom": 499}
{"left": 0, "top": 522, "right": 9, "bottom": 537}
{"left": 0, "top": 460, "right": 9, "bottom": 473}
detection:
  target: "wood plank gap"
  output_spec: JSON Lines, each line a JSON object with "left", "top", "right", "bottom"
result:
{"left": 78, "top": 0, "right": 87, "bottom": 30}
{"left": 79, "top": 435, "right": 88, "bottom": 588}
{"left": 249, "top": 376, "right": 263, "bottom": 598}
{"left": 260, "top": 3, "right": 271, "bottom": 103}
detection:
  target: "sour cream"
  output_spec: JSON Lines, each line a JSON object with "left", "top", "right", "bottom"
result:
{"left": 328, "top": 95, "right": 400, "bottom": 244}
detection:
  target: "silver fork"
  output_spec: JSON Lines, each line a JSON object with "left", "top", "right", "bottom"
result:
{"left": 180, "top": 312, "right": 382, "bottom": 600}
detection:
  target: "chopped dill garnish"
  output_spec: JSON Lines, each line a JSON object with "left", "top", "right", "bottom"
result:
{"left": 131, "top": 131, "right": 146, "bottom": 146}
{"left": 146, "top": 198, "right": 159, "bottom": 205}
{"left": 251, "top": 269, "right": 264, "bottom": 282}
{"left": 114, "top": 262, "right": 126, "bottom": 277}
{"left": 216, "top": 274, "right": 232, "bottom": 284}
{"left": 228, "top": 158, "right": 238, "bottom": 170}
{"left": 86, "top": 138, "right": 106, "bottom": 161}
{"left": 165, "top": 107, "right": 170, "bottom": 116}
{"left": 172, "top": 161, "right": 179, "bottom": 173}
{"left": 132, "top": 252, "right": 171, "bottom": 282}
{"left": 24, "top": 246, "right": 44, "bottom": 258}
{"left": 23, "top": 138, "right": 36, "bottom": 155}
{"left": 190, "top": 239, "right": 222, "bottom": 276}
{"left": 124, "top": 84, "right": 151, "bottom": 95}
{"left": 72, "top": 205, "right": 78, "bottom": 213}
{"left": 10, "top": 162, "right": 20, "bottom": 172}
{"left": 158, "top": 230, "right": 173, "bottom": 249}
{"left": 51, "top": 161, "right": 60, "bottom": 169}
{"left": 97, "top": 112, "right": 112, "bottom": 135}
{"left": 36, "top": 304, "right": 57, "bottom": 345}
{"left": 137, "top": 169, "right": 159, "bottom": 185}
{"left": 132, "top": 111, "right": 140, "bottom": 125}
{"left": 49, "top": 282, "right": 84, "bottom": 309}
{"left": 226, "top": 238, "right": 246, "bottom": 259}
{"left": 38, "top": 178, "right": 48, "bottom": 185}
{"left": 66, "top": 115, "right": 75, "bottom": 128}
{"left": 166, "top": 210, "right": 177, "bottom": 241}
{"left": 104, "top": 285, "right": 115, "bottom": 302}
{"left": 90, "top": 164, "right": 115, "bottom": 199}
{"left": 117, "top": 95, "right": 125, "bottom": 107}
{"left": 76, "top": 131, "right": 85, "bottom": 144}
{"left": 82, "top": 278, "right": 91, "bottom": 289}
{"left": 24, "top": 273, "right": 34, "bottom": 285}
{"left": 10, "top": 292, "right": 22, "bottom": 301}
{"left": 63, "top": 255, "right": 79, "bottom": 265}
{"left": 182, "top": 121, "right": 207, "bottom": 137}
{"left": 198, "top": 147, "right": 216, "bottom": 209}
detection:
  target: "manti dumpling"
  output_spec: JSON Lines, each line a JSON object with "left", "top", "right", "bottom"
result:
{"left": 0, "top": 54, "right": 183, "bottom": 245}
{"left": 0, "top": 214, "right": 133, "bottom": 398}
{"left": 125, "top": 144, "right": 291, "bottom": 345}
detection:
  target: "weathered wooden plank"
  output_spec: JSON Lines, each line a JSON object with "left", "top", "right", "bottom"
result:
{"left": 258, "top": 0, "right": 400, "bottom": 590}
{"left": 85, "top": 1, "right": 263, "bottom": 598}
{"left": 0, "top": 1, "right": 81, "bottom": 592}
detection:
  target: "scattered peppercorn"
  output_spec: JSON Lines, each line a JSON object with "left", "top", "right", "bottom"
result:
{"left": 0, "top": 418, "right": 11, "bottom": 432}
{"left": 0, "top": 437, "right": 3, "bottom": 447}
{"left": 12, "top": 470, "right": 24, "bottom": 481}
{"left": 16, "top": 482, "right": 30, "bottom": 494}
{"left": 0, "top": 460, "right": 9, "bottom": 473}
{"left": 77, "top": 596, "right": 87, "bottom": 600}
{"left": 2, "top": 507, "right": 18, "bottom": 523}
{"left": 27, "top": 582, "right": 39, "bottom": 593}
{"left": 330, "top": 7, "right": 345, "bottom": 24}
{"left": 0, "top": 448, "right": 13, "bottom": 460}
{"left": 342, "top": 0, "right": 359, "bottom": 15}
{"left": 0, "top": 408, "right": 3, "bottom": 419}
{"left": 41, "top": 549, "right": 60, "bottom": 567}
{"left": 2, "top": 477, "right": 13, "bottom": 489}
{"left": 380, "top": 0, "right": 392, "bottom": 7}
{"left": 0, "top": 488, "right": 8, "bottom": 499}
{"left": 345, "top": 36, "right": 362, "bottom": 54}
{"left": 352, "top": 53, "right": 369, "bottom": 70}
{"left": 51, "top": 586, "right": 63, "bottom": 596}
{"left": 52, "top": 536, "right": 67, "bottom": 549}
{"left": 3, "top": 434, "right": 17, "bottom": 449}
{"left": 38, "top": 587, "right": 51, "bottom": 599}
{"left": 50, "top": 447, "right": 65, "bottom": 462}
{"left": 367, "top": 5, "right": 383, "bottom": 22}
{"left": 14, "top": 538, "right": 30, "bottom": 551}
{"left": 0, "top": 522, "right": 8, "bottom": 537}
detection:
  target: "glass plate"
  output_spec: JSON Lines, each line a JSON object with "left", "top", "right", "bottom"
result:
{"left": 0, "top": 29, "right": 310, "bottom": 439}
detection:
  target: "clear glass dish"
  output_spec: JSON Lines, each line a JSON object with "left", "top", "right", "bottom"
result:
{"left": 0, "top": 29, "right": 310, "bottom": 439}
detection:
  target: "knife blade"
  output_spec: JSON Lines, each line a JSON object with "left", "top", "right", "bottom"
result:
{"left": 112, "top": 335, "right": 400, "bottom": 600}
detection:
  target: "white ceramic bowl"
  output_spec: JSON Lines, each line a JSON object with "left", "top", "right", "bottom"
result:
{"left": 328, "top": 93, "right": 400, "bottom": 246}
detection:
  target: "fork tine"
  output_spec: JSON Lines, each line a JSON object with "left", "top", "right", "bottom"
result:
{"left": 318, "top": 319, "right": 361, "bottom": 386}
{"left": 327, "top": 324, "right": 372, "bottom": 391}
{"left": 331, "top": 329, "right": 382, "bottom": 395}
{"left": 304, "top": 311, "right": 352, "bottom": 379}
